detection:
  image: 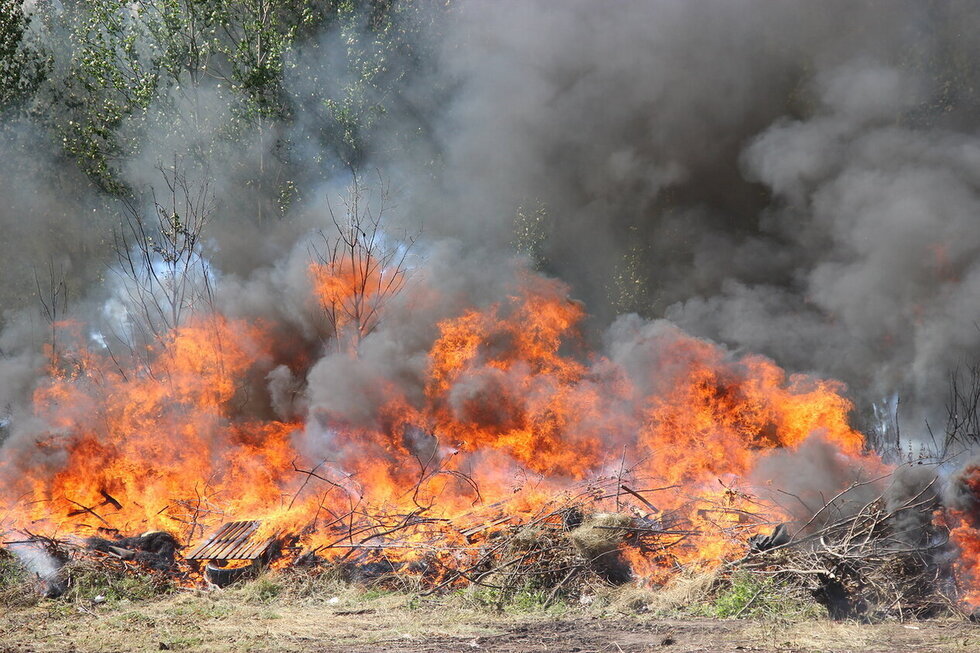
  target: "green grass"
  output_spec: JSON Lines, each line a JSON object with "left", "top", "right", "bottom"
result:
{"left": 0, "top": 553, "right": 40, "bottom": 608}
{"left": 708, "top": 572, "right": 826, "bottom": 620}
{"left": 463, "top": 585, "right": 568, "bottom": 615}
{"left": 61, "top": 560, "right": 173, "bottom": 604}
{"left": 238, "top": 574, "right": 282, "bottom": 603}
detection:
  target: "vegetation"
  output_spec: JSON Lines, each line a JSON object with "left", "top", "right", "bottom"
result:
{"left": 0, "top": 551, "right": 39, "bottom": 608}
{"left": 1, "top": 565, "right": 977, "bottom": 652}
{"left": 59, "top": 559, "right": 174, "bottom": 604}
{"left": 0, "top": 0, "right": 48, "bottom": 112}
{"left": 0, "top": 0, "right": 432, "bottom": 194}
{"left": 707, "top": 572, "right": 823, "bottom": 621}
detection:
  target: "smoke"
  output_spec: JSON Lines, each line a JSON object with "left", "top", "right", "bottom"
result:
{"left": 3, "top": 0, "right": 980, "bottom": 539}
{"left": 945, "top": 453, "right": 980, "bottom": 513}
{"left": 368, "top": 0, "right": 980, "bottom": 444}
{"left": 886, "top": 463, "right": 942, "bottom": 546}
{"left": 749, "top": 435, "right": 884, "bottom": 529}
{"left": 7, "top": 540, "right": 64, "bottom": 597}
{"left": 748, "top": 436, "right": 943, "bottom": 544}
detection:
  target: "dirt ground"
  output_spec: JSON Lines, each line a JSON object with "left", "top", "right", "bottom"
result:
{"left": 1, "top": 591, "right": 978, "bottom": 653}
{"left": 306, "top": 616, "right": 980, "bottom": 653}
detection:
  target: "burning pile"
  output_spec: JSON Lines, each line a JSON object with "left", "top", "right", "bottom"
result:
{"left": 946, "top": 463, "right": 980, "bottom": 608}
{"left": 0, "top": 253, "right": 978, "bottom": 617}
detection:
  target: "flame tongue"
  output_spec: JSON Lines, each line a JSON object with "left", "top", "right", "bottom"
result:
{"left": 1, "top": 274, "right": 880, "bottom": 582}
{"left": 2, "top": 317, "right": 299, "bottom": 537}
{"left": 948, "top": 465, "right": 980, "bottom": 608}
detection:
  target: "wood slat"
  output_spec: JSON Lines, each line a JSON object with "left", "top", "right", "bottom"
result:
{"left": 235, "top": 536, "right": 275, "bottom": 560}
{"left": 219, "top": 528, "right": 262, "bottom": 559}
{"left": 185, "top": 522, "right": 238, "bottom": 559}
{"left": 235, "top": 533, "right": 271, "bottom": 559}
{"left": 191, "top": 521, "right": 244, "bottom": 560}
{"left": 209, "top": 521, "right": 259, "bottom": 560}
{"left": 186, "top": 520, "right": 272, "bottom": 560}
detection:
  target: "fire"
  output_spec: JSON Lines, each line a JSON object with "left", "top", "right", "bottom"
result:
{"left": 636, "top": 336, "right": 864, "bottom": 487}
{"left": 0, "top": 266, "right": 883, "bottom": 587}
{"left": 947, "top": 464, "right": 980, "bottom": 608}
{"left": 423, "top": 275, "right": 601, "bottom": 474}
{"left": 2, "top": 317, "right": 300, "bottom": 539}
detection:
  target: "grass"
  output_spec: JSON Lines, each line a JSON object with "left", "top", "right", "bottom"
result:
{"left": 464, "top": 584, "right": 569, "bottom": 614}
{"left": 0, "top": 556, "right": 883, "bottom": 623}
{"left": 0, "top": 552, "right": 41, "bottom": 608}
{"left": 236, "top": 574, "right": 282, "bottom": 603}
{"left": 707, "top": 572, "right": 824, "bottom": 619}
{"left": 60, "top": 559, "right": 174, "bottom": 604}
{"left": 0, "top": 565, "right": 977, "bottom": 652}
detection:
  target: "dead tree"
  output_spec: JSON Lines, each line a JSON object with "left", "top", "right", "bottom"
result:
{"left": 33, "top": 259, "right": 70, "bottom": 369}
{"left": 310, "top": 175, "right": 417, "bottom": 353}
{"left": 110, "top": 160, "right": 216, "bottom": 372}
{"left": 934, "top": 364, "right": 980, "bottom": 458}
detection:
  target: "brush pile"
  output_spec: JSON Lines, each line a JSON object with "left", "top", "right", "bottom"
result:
{"left": 731, "top": 476, "right": 961, "bottom": 620}
{"left": 0, "top": 469, "right": 973, "bottom": 622}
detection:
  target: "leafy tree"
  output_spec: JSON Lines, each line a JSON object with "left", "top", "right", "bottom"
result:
{"left": 43, "top": 0, "right": 161, "bottom": 192}
{"left": 0, "top": 0, "right": 48, "bottom": 113}
{"left": 286, "top": 0, "right": 442, "bottom": 171}
{"left": 3, "top": 0, "right": 438, "bottom": 220}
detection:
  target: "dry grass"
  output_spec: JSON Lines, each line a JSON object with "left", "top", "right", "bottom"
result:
{"left": 640, "top": 568, "right": 719, "bottom": 614}
{"left": 1, "top": 536, "right": 977, "bottom": 652}
{"left": 2, "top": 563, "right": 980, "bottom": 653}
{"left": 2, "top": 577, "right": 978, "bottom": 653}
{"left": 745, "top": 617, "right": 980, "bottom": 652}
{"left": 568, "top": 512, "right": 632, "bottom": 558}
{"left": 0, "top": 574, "right": 521, "bottom": 652}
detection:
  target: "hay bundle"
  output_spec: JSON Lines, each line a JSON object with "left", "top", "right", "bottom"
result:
{"left": 568, "top": 512, "right": 633, "bottom": 583}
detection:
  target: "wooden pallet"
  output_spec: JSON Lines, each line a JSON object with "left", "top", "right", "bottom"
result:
{"left": 185, "top": 520, "right": 276, "bottom": 561}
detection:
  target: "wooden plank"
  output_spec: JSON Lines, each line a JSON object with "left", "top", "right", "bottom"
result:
{"left": 187, "top": 521, "right": 254, "bottom": 560}
{"left": 208, "top": 521, "right": 258, "bottom": 559}
{"left": 187, "top": 521, "right": 241, "bottom": 559}
{"left": 235, "top": 536, "right": 275, "bottom": 560}
{"left": 234, "top": 533, "right": 272, "bottom": 559}
{"left": 185, "top": 520, "right": 281, "bottom": 561}
{"left": 185, "top": 522, "right": 236, "bottom": 559}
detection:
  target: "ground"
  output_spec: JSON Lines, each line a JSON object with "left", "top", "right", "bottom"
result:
{"left": 1, "top": 587, "right": 978, "bottom": 653}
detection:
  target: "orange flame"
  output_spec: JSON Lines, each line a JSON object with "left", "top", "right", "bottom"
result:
{"left": 947, "top": 465, "right": 980, "bottom": 608}
{"left": 0, "top": 270, "right": 882, "bottom": 585}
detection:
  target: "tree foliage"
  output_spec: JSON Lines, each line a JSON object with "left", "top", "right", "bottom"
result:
{"left": 1, "top": 0, "right": 431, "bottom": 194}
{"left": 0, "top": 0, "right": 48, "bottom": 113}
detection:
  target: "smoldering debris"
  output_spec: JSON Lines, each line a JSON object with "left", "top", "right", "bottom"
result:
{"left": 86, "top": 532, "right": 180, "bottom": 571}
{"left": 6, "top": 537, "right": 67, "bottom": 599}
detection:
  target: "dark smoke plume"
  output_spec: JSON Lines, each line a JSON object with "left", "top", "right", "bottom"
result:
{"left": 374, "top": 0, "right": 980, "bottom": 445}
